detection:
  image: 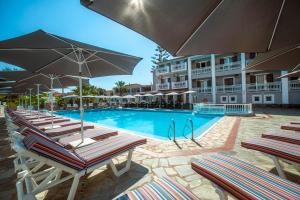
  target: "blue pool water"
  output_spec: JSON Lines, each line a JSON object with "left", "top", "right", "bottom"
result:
{"left": 55, "top": 109, "right": 221, "bottom": 140}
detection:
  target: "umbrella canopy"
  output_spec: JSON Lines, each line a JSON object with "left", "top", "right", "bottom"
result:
{"left": 183, "top": 90, "right": 196, "bottom": 94}
{"left": 246, "top": 45, "right": 300, "bottom": 71}
{"left": 278, "top": 70, "right": 300, "bottom": 79}
{"left": 122, "top": 94, "right": 135, "bottom": 99}
{"left": 81, "top": 0, "right": 300, "bottom": 56}
{"left": 0, "top": 30, "right": 142, "bottom": 76}
{"left": 134, "top": 94, "right": 143, "bottom": 97}
{"left": 95, "top": 95, "right": 108, "bottom": 98}
{"left": 166, "top": 92, "right": 179, "bottom": 96}
{"left": 110, "top": 95, "right": 121, "bottom": 98}
{"left": 143, "top": 93, "right": 154, "bottom": 97}
{"left": 154, "top": 93, "right": 164, "bottom": 96}
{"left": 82, "top": 95, "right": 96, "bottom": 98}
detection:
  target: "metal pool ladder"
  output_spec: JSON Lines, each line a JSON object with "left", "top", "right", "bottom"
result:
{"left": 168, "top": 119, "right": 176, "bottom": 141}
{"left": 183, "top": 118, "right": 195, "bottom": 140}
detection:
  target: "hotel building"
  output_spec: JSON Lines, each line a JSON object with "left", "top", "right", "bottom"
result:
{"left": 154, "top": 53, "right": 300, "bottom": 105}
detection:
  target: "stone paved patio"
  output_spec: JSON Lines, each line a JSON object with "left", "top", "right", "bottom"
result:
{"left": 0, "top": 108, "right": 299, "bottom": 200}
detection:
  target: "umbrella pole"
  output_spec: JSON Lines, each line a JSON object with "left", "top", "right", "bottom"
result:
{"left": 29, "top": 88, "right": 32, "bottom": 112}
{"left": 37, "top": 84, "right": 40, "bottom": 116}
{"left": 78, "top": 49, "right": 84, "bottom": 142}
{"left": 50, "top": 76, "right": 54, "bottom": 128}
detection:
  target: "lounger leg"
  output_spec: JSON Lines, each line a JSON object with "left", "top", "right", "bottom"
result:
{"left": 212, "top": 183, "right": 228, "bottom": 200}
{"left": 270, "top": 156, "right": 286, "bottom": 179}
{"left": 67, "top": 173, "right": 81, "bottom": 200}
{"left": 109, "top": 149, "right": 133, "bottom": 177}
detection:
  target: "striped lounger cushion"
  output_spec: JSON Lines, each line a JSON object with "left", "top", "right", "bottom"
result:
{"left": 23, "top": 134, "right": 86, "bottom": 170}
{"left": 44, "top": 124, "right": 94, "bottom": 137}
{"left": 281, "top": 123, "right": 300, "bottom": 132}
{"left": 191, "top": 154, "right": 300, "bottom": 200}
{"left": 75, "top": 134, "right": 146, "bottom": 167}
{"left": 262, "top": 132, "right": 300, "bottom": 145}
{"left": 31, "top": 118, "right": 70, "bottom": 126}
{"left": 241, "top": 138, "right": 300, "bottom": 163}
{"left": 117, "top": 176, "right": 200, "bottom": 200}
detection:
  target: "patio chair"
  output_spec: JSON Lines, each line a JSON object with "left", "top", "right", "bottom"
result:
{"left": 117, "top": 176, "right": 200, "bottom": 200}
{"left": 281, "top": 123, "right": 300, "bottom": 132}
{"left": 14, "top": 133, "right": 146, "bottom": 200}
{"left": 191, "top": 153, "right": 300, "bottom": 200}
{"left": 241, "top": 138, "right": 300, "bottom": 179}
{"left": 262, "top": 131, "right": 300, "bottom": 145}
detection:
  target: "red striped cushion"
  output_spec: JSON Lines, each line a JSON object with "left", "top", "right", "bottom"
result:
{"left": 281, "top": 124, "right": 300, "bottom": 132}
{"left": 44, "top": 124, "right": 94, "bottom": 137}
{"left": 75, "top": 134, "right": 146, "bottom": 167}
{"left": 23, "top": 134, "right": 85, "bottom": 170}
{"left": 119, "top": 176, "right": 200, "bottom": 200}
{"left": 241, "top": 138, "right": 300, "bottom": 163}
{"left": 262, "top": 132, "right": 300, "bottom": 145}
{"left": 192, "top": 154, "right": 300, "bottom": 200}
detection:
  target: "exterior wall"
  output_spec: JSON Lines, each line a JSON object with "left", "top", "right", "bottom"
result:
{"left": 155, "top": 53, "right": 300, "bottom": 105}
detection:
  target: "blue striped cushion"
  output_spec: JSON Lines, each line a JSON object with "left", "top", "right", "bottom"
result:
{"left": 118, "top": 176, "right": 200, "bottom": 200}
{"left": 192, "top": 154, "right": 300, "bottom": 200}
{"left": 241, "top": 138, "right": 300, "bottom": 163}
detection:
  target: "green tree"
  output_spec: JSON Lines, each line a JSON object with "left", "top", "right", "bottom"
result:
{"left": 151, "top": 45, "right": 170, "bottom": 72}
{"left": 114, "top": 81, "right": 127, "bottom": 96}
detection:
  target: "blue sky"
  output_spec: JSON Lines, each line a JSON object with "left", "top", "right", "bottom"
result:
{"left": 0, "top": 0, "right": 159, "bottom": 90}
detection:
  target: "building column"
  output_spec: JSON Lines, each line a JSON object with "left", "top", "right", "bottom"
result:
{"left": 281, "top": 70, "right": 289, "bottom": 104}
{"left": 241, "top": 53, "right": 247, "bottom": 103}
{"left": 187, "top": 57, "right": 192, "bottom": 104}
{"left": 211, "top": 54, "right": 216, "bottom": 104}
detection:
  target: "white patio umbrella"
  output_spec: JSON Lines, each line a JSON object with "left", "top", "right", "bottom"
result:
{"left": 183, "top": 90, "right": 196, "bottom": 106}
{"left": 62, "top": 94, "right": 79, "bottom": 99}
{"left": 122, "top": 94, "right": 135, "bottom": 99}
{"left": 154, "top": 93, "right": 164, "bottom": 108}
{"left": 166, "top": 92, "right": 179, "bottom": 106}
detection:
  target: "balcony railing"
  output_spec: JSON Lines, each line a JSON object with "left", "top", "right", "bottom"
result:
{"left": 172, "top": 81, "right": 188, "bottom": 89}
{"left": 192, "top": 87, "right": 212, "bottom": 94}
{"left": 216, "top": 61, "right": 241, "bottom": 72}
{"left": 192, "top": 67, "right": 211, "bottom": 78}
{"left": 157, "top": 83, "right": 170, "bottom": 90}
{"left": 193, "top": 103, "right": 253, "bottom": 115}
{"left": 171, "top": 63, "right": 187, "bottom": 72}
{"left": 156, "top": 66, "right": 169, "bottom": 75}
{"left": 289, "top": 80, "right": 300, "bottom": 90}
{"left": 247, "top": 82, "right": 281, "bottom": 92}
{"left": 217, "top": 85, "right": 241, "bottom": 93}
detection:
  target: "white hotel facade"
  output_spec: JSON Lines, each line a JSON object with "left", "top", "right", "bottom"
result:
{"left": 153, "top": 53, "right": 300, "bottom": 105}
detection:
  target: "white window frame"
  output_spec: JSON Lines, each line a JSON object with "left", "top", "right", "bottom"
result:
{"left": 220, "top": 95, "right": 228, "bottom": 103}
{"left": 263, "top": 94, "right": 275, "bottom": 104}
{"left": 252, "top": 95, "right": 262, "bottom": 104}
{"left": 229, "top": 95, "right": 237, "bottom": 103}
{"left": 223, "top": 76, "right": 235, "bottom": 86}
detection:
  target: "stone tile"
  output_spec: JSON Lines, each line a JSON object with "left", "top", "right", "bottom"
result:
{"left": 152, "top": 167, "right": 167, "bottom": 177}
{"left": 168, "top": 156, "right": 190, "bottom": 166}
{"left": 159, "top": 158, "right": 169, "bottom": 167}
{"left": 165, "top": 167, "right": 177, "bottom": 176}
{"left": 174, "top": 165, "right": 195, "bottom": 177}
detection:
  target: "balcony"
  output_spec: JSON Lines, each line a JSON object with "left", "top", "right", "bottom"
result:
{"left": 191, "top": 67, "right": 212, "bottom": 79}
{"left": 171, "top": 63, "right": 187, "bottom": 72}
{"left": 289, "top": 80, "right": 300, "bottom": 90}
{"left": 192, "top": 87, "right": 212, "bottom": 94}
{"left": 216, "top": 61, "right": 241, "bottom": 72}
{"left": 156, "top": 83, "right": 170, "bottom": 90}
{"left": 172, "top": 81, "right": 188, "bottom": 89}
{"left": 247, "top": 82, "right": 281, "bottom": 92}
{"left": 156, "top": 66, "right": 169, "bottom": 75}
{"left": 217, "top": 85, "right": 241, "bottom": 93}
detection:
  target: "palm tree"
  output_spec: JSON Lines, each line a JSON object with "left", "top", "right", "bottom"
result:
{"left": 114, "top": 81, "right": 127, "bottom": 96}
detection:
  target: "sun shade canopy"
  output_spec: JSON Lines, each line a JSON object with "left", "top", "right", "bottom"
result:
{"left": 246, "top": 45, "right": 300, "bottom": 71}
{"left": 0, "top": 29, "right": 142, "bottom": 76}
{"left": 81, "top": 0, "right": 300, "bottom": 56}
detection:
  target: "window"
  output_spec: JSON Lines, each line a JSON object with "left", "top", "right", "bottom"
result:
{"left": 207, "top": 80, "right": 212, "bottom": 87}
{"left": 219, "top": 58, "right": 224, "bottom": 64}
{"left": 224, "top": 77, "right": 234, "bottom": 86}
{"left": 250, "top": 75, "right": 256, "bottom": 84}
{"left": 249, "top": 53, "right": 256, "bottom": 59}
{"left": 264, "top": 94, "right": 274, "bottom": 104}
{"left": 266, "top": 74, "right": 274, "bottom": 83}
{"left": 252, "top": 95, "right": 262, "bottom": 104}
{"left": 229, "top": 95, "right": 237, "bottom": 103}
{"left": 220, "top": 96, "right": 228, "bottom": 103}
{"left": 201, "top": 62, "right": 206, "bottom": 67}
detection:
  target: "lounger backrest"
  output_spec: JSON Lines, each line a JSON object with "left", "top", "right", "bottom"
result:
{"left": 23, "top": 134, "right": 85, "bottom": 170}
{"left": 21, "top": 127, "right": 64, "bottom": 146}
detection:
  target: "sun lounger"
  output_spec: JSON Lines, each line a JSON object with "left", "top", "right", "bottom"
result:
{"left": 241, "top": 138, "right": 300, "bottom": 178}
{"left": 262, "top": 131, "right": 300, "bottom": 145}
{"left": 15, "top": 133, "right": 146, "bottom": 200}
{"left": 117, "top": 176, "right": 200, "bottom": 200}
{"left": 31, "top": 118, "right": 70, "bottom": 126}
{"left": 38, "top": 121, "right": 81, "bottom": 131}
{"left": 281, "top": 123, "right": 300, "bottom": 132}
{"left": 28, "top": 116, "right": 62, "bottom": 123}
{"left": 191, "top": 154, "right": 300, "bottom": 200}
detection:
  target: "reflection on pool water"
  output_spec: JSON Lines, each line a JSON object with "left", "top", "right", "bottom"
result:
{"left": 55, "top": 109, "right": 222, "bottom": 140}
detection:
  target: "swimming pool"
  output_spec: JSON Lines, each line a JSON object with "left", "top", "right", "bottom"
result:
{"left": 55, "top": 109, "right": 222, "bottom": 140}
